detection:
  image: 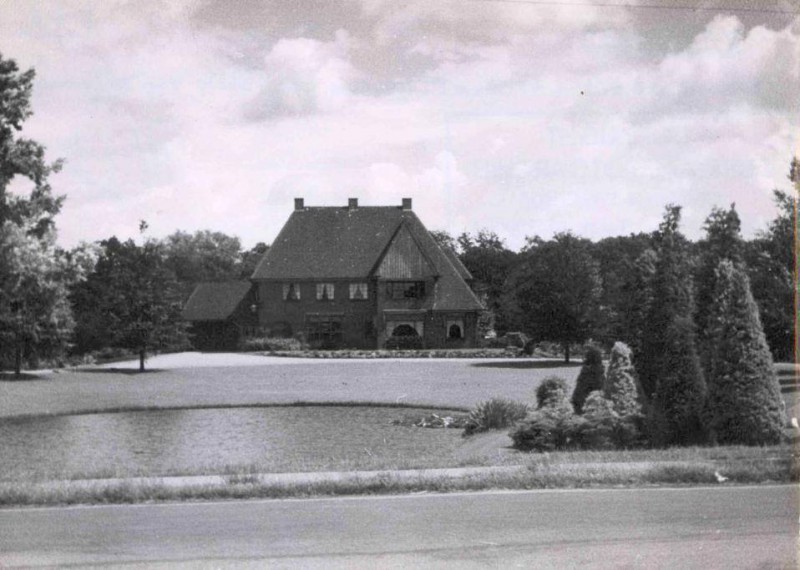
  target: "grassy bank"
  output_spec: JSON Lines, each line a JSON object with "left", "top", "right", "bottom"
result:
{"left": 1, "top": 444, "right": 794, "bottom": 507}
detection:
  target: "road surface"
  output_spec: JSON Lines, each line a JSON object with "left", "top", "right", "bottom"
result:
{"left": 1, "top": 485, "right": 796, "bottom": 568}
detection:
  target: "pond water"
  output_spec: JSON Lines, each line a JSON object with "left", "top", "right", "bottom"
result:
{"left": 0, "top": 406, "right": 464, "bottom": 480}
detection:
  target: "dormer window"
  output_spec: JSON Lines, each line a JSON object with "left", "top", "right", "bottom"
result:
{"left": 349, "top": 282, "right": 368, "bottom": 300}
{"left": 316, "top": 283, "right": 335, "bottom": 301}
{"left": 387, "top": 281, "right": 425, "bottom": 300}
{"left": 282, "top": 283, "right": 301, "bottom": 301}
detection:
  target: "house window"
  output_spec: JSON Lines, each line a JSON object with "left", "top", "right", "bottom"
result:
{"left": 316, "top": 283, "right": 335, "bottom": 301}
{"left": 306, "top": 314, "right": 343, "bottom": 345}
{"left": 446, "top": 319, "right": 464, "bottom": 339}
{"left": 386, "top": 281, "right": 425, "bottom": 300}
{"left": 349, "top": 282, "right": 368, "bottom": 300}
{"left": 282, "top": 283, "right": 301, "bottom": 301}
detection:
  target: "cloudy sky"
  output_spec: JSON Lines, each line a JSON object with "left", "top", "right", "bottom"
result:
{"left": 2, "top": 0, "right": 798, "bottom": 250}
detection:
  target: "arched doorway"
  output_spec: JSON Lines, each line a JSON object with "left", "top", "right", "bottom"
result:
{"left": 391, "top": 324, "right": 418, "bottom": 337}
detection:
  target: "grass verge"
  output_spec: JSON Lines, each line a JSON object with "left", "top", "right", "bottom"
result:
{"left": 1, "top": 445, "right": 795, "bottom": 507}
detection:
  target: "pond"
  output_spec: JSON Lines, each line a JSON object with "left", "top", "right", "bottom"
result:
{"left": 0, "top": 406, "right": 465, "bottom": 480}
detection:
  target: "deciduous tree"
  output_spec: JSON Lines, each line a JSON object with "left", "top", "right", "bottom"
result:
{"left": 507, "top": 232, "right": 601, "bottom": 362}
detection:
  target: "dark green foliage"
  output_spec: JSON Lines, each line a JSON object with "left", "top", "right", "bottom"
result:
{"left": 506, "top": 232, "right": 601, "bottom": 362}
{"left": 619, "top": 249, "right": 657, "bottom": 358}
{"left": 638, "top": 206, "right": 707, "bottom": 446}
{"left": 695, "top": 205, "right": 743, "bottom": 377}
{"left": 456, "top": 230, "right": 517, "bottom": 333}
{"left": 239, "top": 242, "right": 269, "bottom": 279}
{"left": 705, "top": 261, "right": 786, "bottom": 445}
{"left": 510, "top": 406, "right": 579, "bottom": 452}
{"left": 463, "top": 397, "right": 529, "bottom": 436}
{"left": 591, "top": 233, "right": 653, "bottom": 346}
{"left": 0, "top": 53, "right": 82, "bottom": 375}
{"left": 571, "top": 346, "right": 605, "bottom": 413}
{"left": 536, "top": 375, "right": 571, "bottom": 409}
{"left": 744, "top": 189, "right": 797, "bottom": 361}
{"left": 70, "top": 237, "right": 188, "bottom": 371}
{"left": 651, "top": 316, "right": 707, "bottom": 445}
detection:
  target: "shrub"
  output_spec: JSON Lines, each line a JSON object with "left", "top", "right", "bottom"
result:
{"left": 384, "top": 336, "right": 424, "bottom": 350}
{"left": 603, "top": 342, "right": 645, "bottom": 418}
{"left": 512, "top": 376, "right": 578, "bottom": 451}
{"left": 510, "top": 407, "right": 579, "bottom": 452}
{"left": 571, "top": 346, "right": 605, "bottom": 413}
{"left": 241, "top": 337, "right": 302, "bottom": 352}
{"left": 577, "top": 391, "right": 618, "bottom": 449}
{"left": 536, "top": 376, "right": 571, "bottom": 409}
{"left": 704, "top": 261, "right": 786, "bottom": 445}
{"left": 463, "top": 397, "right": 529, "bottom": 436}
{"left": 576, "top": 391, "right": 643, "bottom": 450}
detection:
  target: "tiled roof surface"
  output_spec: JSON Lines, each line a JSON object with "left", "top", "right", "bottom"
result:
{"left": 181, "top": 281, "right": 252, "bottom": 321}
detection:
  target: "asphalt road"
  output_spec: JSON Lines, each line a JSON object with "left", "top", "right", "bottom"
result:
{"left": 1, "top": 485, "right": 796, "bottom": 568}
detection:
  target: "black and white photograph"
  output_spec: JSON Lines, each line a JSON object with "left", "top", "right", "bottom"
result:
{"left": 0, "top": 0, "right": 798, "bottom": 567}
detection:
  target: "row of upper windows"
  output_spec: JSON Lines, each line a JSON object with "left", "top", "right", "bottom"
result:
{"left": 281, "top": 281, "right": 426, "bottom": 302}
{"left": 282, "top": 282, "right": 369, "bottom": 301}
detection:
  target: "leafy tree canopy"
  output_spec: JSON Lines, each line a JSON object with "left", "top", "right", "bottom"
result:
{"left": 507, "top": 231, "right": 601, "bottom": 362}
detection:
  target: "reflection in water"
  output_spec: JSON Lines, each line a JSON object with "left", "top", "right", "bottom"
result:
{"left": 0, "top": 407, "right": 461, "bottom": 480}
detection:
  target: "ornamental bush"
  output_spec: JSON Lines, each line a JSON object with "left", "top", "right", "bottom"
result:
{"left": 571, "top": 346, "right": 605, "bottom": 413}
{"left": 577, "top": 391, "right": 618, "bottom": 449}
{"left": 705, "top": 261, "right": 786, "bottom": 445}
{"left": 511, "top": 376, "right": 578, "bottom": 451}
{"left": 603, "top": 342, "right": 645, "bottom": 418}
{"left": 536, "top": 375, "right": 571, "bottom": 409}
{"left": 463, "top": 397, "right": 529, "bottom": 436}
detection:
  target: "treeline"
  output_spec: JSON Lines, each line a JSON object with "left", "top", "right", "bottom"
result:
{"left": 433, "top": 183, "right": 797, "bottom": 365}
{"left": 0, "top": 51, "right": 796, "bottom": 378}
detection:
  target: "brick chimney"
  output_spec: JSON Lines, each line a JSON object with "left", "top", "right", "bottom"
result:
{"left": 294, "top": 198, "right": 304, "bottom": 210}
{"left": 401, "top": 198, "right": 412, "bottom": 210}
{"left": 348, "top": 198, "right": 358, "bottom": 209}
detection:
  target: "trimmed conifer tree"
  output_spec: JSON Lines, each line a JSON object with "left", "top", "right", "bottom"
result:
{"left": 639, "top": 206, "right": 707, "bottom": 445}
{"left": 571, "top": 346, "right": 605, "bottom": 413}
{"left": 705, "top": 260, "right": 785, "bottom": 445}
{"left": 603, "top": 341, "right": 645, "bottom": 418}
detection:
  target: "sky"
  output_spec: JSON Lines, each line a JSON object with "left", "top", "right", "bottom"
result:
{"left": 1, "top": 0, "right": 798, "bottom": 251}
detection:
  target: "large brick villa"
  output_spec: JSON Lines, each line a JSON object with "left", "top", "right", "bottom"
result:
{"left": 182, "top": 198, "right": 484, "bottom": 350}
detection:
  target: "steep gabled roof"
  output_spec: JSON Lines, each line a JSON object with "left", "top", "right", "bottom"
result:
{"left": 252, "top": 207, "right": 403, "bottom": 280}
{"left": 440, "top": 245, "right": 473, "bottom": 282}
{"left": 182, "top": 281, "right": 252, "bottom": 321}
{"left": 252, "top": 203, "right": 484, "bottom": 312}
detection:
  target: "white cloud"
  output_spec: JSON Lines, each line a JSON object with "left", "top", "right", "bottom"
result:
{"left": 0, "top": 3, "right": 796, "bottom": 251}
{"left": 244, "top": 30, "right": 359, "bottom": 120}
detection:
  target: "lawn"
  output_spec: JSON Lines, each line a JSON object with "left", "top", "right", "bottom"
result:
{"left": 0, "top": 356, "right": 583, "bottom": 419}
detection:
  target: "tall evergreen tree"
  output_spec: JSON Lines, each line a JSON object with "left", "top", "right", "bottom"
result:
{"left": 695, "top": 205, "right": 743, "bottom": 376}
{"left": 639, "top": 205, "right": 706, "bottom": 445}
{"left": 705, "top": 260, "right": 785, "bottom": 445}
{"left": 620, "top": 248, "right": 657, "bottom": 359}
{"left": 745, "top": 186, "right": 797, "bottom": 362}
